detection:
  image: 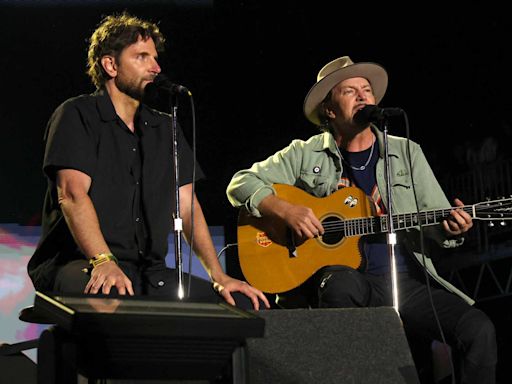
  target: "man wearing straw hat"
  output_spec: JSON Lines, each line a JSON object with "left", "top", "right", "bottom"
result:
{"left": 226, "top": 56, "right": 496, "bottom": 383}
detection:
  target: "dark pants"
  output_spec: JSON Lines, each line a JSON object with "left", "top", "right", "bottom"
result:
{"left": 316, "top": 266, "right": 497, "bottom": 384}
{"left": 52, "top": 259, "right": 256, "bottom": 310}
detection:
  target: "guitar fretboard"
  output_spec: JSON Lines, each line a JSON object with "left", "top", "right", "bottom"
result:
{"left": 323, "top": 206, "right": 475, "bottom": 237}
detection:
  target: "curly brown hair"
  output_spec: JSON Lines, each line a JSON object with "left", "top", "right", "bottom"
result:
{"left": 87, "top": 12, "right": 165, "bottom": 89}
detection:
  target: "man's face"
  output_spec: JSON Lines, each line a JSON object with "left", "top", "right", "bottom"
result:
{"left": 114, "top": 35, "right": 161, "bottom": 101}
{"left": 328, "top": 77, "right": 376, "bottom": 124}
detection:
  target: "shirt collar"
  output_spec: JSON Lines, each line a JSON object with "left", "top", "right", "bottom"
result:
{"left": 94, "top": 88, "right": 163, "bottom": 127}
{"left": 138, "top": 103, "right": 163, "bottom": 128}
{"left": 94, "top": 88, "right": 117, "bottom": 122}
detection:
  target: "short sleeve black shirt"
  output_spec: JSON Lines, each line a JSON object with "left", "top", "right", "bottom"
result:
{"left": 28, "top": 89, "right": 203, "bottom": 290}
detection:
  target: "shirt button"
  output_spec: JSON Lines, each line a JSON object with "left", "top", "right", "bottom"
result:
{"left": 158, "top": 281, "right": 165, "bottom": 287}
{"left": 132, "top": 147, "right": 137, "bottom": 152}
{"left": 135, "top": 181, "right": 140, "bottom": 185}
{"left": 135, "top": 217, "right": 141, "bottom": 222}
{"left": 144, "top": 121, "right": 148, "bottom": 126}
{"left": 138, "top": 250, "right": 144, "bottom": 255}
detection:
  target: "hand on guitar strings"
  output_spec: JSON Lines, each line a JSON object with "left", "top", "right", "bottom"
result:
{"left": 443, "top": 198, "right": 474, "bottom": 237}
{"left": 283, "top": 204, "right": 325, "bottom": 240}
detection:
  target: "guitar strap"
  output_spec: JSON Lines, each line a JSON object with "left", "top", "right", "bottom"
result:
{"left": 337, "top": 144, "right": 385, "bottom": 216}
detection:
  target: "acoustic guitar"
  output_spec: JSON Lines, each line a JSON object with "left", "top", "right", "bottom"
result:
{"left": 237, "top": 184, "right": 512, "bottom": 293}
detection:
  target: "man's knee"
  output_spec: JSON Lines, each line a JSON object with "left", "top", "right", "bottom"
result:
{"left": 455, "top": 308, "right": 497, "bottom": 366}
{"left": 317, "top": 267, "right": 367, "bottom": 308}
{"left": 53, "top": 260, "right": 90, "bottom": 294}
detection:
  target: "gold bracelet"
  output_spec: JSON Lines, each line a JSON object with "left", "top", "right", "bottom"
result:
{"left": 89, "top": 253, "right": 118, "bottom": 269}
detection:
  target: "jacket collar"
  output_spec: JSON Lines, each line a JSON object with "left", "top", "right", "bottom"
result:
{"left": 372, "top": 125, "right": 400, "bottom": 159}
{"left": 317, "top": 125, "right": 401, "bottom": 159}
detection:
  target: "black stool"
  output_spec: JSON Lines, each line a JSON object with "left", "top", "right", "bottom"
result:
{"left": 0, "top": 305, "right": 53, "bottom": 353}
{"left": 0, "top": 305, "right": 53, "bottom": 383}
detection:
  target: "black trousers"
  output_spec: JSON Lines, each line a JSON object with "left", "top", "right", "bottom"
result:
{"left": 52, "top": 259, "right": 256, "bottom": 310}
{"left": 316, "top": 266, "right": 497, "bottom": 384}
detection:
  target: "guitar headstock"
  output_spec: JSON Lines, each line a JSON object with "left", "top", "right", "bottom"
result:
{"left": 474, "top": 196, "right": 512, "bottom": 226}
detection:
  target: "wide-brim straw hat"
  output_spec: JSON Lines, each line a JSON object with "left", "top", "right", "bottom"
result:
{"left": 303, "top": 56, "right": 388, "bottom": 125}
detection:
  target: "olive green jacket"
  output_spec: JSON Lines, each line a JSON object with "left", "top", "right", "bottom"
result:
{"left": 227, "top": 127, "right": 474, "bottom": 304}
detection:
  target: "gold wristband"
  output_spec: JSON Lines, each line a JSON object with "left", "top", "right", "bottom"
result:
{"left": 89, "top": 253, "right": 118, "bottom": 269}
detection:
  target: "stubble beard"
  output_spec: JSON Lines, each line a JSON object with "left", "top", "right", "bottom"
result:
{"left": 115, "top": 76, "right": 145, "bottom": 102}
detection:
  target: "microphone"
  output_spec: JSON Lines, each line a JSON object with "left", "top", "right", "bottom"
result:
{"left": 354, "top": 104, "right": 403, "bottom": 126}
{"left": 146, "top": 74, "right": 191, "bottom": 96}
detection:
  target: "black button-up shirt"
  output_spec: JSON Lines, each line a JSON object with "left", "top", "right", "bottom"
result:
{"left": 28, "top": 89, "right": 202, "bottom": 291}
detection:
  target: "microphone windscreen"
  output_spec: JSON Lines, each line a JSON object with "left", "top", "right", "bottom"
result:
{"left": 144, "top": 81, "right": 159, "bottom": 100}
{"left": 153, "top": 74, "right": 173, "bottom": 88}
{"left": 143, "top": 75, "right": 172, "bottom": 110}
{"left": 354, "top": 105, "right": 380, "bottom": 126}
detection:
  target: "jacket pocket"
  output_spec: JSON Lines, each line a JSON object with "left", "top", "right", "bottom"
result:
{"left": 298, "top": 172, "right": 330, "bottom": 197}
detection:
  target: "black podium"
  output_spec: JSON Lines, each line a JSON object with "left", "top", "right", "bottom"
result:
{"left": 33, "top": 291, "right": 265, "bottom": 383}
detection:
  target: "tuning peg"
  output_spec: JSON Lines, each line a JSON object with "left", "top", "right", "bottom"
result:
{"left": 488, "top": 221, "right": 495, "bottom": 227}
{"left": 500, "top": 221, "right": 507, "bottom": 226}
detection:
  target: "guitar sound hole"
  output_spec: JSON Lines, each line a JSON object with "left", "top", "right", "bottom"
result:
{"left": 321, "top": 216, "right": 344, "bottom": 245}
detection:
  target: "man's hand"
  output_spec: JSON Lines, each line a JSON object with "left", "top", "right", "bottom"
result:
{"left": 284, "top": 204, "right": 325, "bottom": 240}
{"left": 443, "top": 198, "right": 473, "bottom": 237}
{"left": 84, "top": 261, "right": 134, "bottom": 296}
{"left": 213, "top": 274, "right": 270, "bottom": 310}
{"left": 259, "top": 195, "right": 324, "bottom": 240}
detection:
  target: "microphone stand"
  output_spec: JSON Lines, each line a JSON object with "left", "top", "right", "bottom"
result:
{"left": 170, "top": 97, "right": 185, "bottom": 300}
{"left": 380, "top": 119, "right": 399, "bottom": 314}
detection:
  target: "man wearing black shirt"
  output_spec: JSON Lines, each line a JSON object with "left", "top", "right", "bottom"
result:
{"left": 28, "top": 13, "right": 269, "bottom": 310}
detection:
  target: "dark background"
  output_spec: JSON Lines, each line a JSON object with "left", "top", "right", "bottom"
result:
{"left": 2, "top": 1, "right": 512, "bottom": 226}
{"left": 1, "top": 0, "right": 512, "bottom": 381}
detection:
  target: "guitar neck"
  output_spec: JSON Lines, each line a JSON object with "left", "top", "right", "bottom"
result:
{"left": 342, "top": 205, "right": 473, "bottom": 237}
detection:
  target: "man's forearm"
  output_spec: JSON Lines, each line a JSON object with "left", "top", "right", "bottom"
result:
{"left": 257, "top": 194, "right": 292, "bottom": 219}
{"left": 180, "top": 185, "right": 226, "bottom": 282}
{"left": 60, "top": 194, "right": 110, "bottom": 259}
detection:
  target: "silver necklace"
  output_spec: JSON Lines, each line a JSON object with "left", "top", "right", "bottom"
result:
{"left": 338, "top": 139, "right": 375, "bottom": 171}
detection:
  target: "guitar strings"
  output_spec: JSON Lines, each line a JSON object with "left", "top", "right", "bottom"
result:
{"left": 318, "top": 204, "right": 488, "bottom": 235}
